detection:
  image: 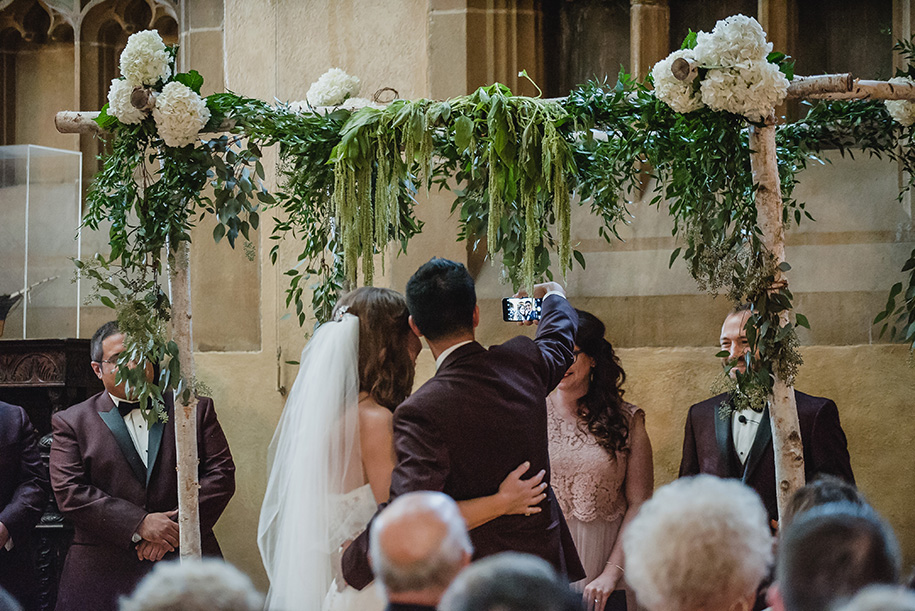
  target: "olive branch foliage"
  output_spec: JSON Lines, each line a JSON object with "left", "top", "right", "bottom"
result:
{"left": 83, "top": 42, "right": 915, "bottom": 423}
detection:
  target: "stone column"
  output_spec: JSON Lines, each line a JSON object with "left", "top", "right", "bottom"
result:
{"left": 758, "top": 0, "right": 796, "bottom": 120}
{"left": 630, "top": 0, "right": 669, "bottom": 80}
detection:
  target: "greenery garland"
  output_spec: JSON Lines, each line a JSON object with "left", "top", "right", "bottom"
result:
{"left": 83, "top": 34, "right": 915, "bottom": 424}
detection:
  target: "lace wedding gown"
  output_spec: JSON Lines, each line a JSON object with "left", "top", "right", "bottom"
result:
{"left": 322, "top": 484, "right": 385, "bottom": 611}
{"left": 258, "top": 315, "right": 384, "bottom": 611}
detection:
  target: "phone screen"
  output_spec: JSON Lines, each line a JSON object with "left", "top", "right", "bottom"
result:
{"left": 502, "top": 297, "right": 543, "bottom": 322}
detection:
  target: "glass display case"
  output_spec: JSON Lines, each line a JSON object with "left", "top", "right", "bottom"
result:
{"left": 0, "top": 144, "right": 83, "bottom": 339}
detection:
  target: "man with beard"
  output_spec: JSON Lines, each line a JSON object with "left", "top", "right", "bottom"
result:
{"left": 678, "top": 304, "right": 855, "bottom": 524}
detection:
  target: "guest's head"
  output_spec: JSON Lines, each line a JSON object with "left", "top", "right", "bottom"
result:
{"left": 720, "top": 303, "right": 755, "bottom": 376}
{"left": 333, "top": 287, "right": 420, "bottom": 410}
{"left": 833, "top": 585, "right": 915, "bottom": 611}
{"left": 369, "top": 491, "right": 472, "bottom": 606}
{"left": 118, "top": 558, "right": 263, "bottom": 611}
{"left": 90, "top": 320, "right": 153, "bottom": 400}
{"left": 781, "top": 474, "right": 867, "bottom": 529}
{"left": 438, "top": 552, "right": 580, "bottom": 611}
{"left": 559, "top": 309, "right": 629, "bottom": 452}
{"left": 405, "top": 258, "right": 478, "bottom": 342}
{"left": 623, "top": 475, "right": 773, "bottom": 611}
{"left": 768, "top": 501, "right": 901, "bottom": 611}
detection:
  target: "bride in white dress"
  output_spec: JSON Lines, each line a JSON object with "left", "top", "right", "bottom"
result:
{"left": 258, "top": 287, "right": 548, "bottom": 611}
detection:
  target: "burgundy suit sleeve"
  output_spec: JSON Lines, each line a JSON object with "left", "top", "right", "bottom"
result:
{"left": 808, "top": 399, "right": 854, "bottom": 484}
{"left": 49, "top": 413, "right": 147, "bottom": 548}
{"left": 341, "top": 400, "right": 449, "bottom": 590}
{"left": 679, "top": 406, "right": 700, "bottom": 477}
{"left": 195, "top": 397, "right": 236, "bottom": 534}
{"left": 0, "top": 406, "right": 49, "bottom": 544}
{"left": 533, "top": 294, "right": 578, "bottom": 391}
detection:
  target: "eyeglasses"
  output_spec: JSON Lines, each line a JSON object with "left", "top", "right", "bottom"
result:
{"left": 94, "top": 353, "right": 123, "bottom": 365}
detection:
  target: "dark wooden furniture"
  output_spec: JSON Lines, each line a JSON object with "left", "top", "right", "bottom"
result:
{"left": 0, "top": 338, "right": 103, "bottom": 611}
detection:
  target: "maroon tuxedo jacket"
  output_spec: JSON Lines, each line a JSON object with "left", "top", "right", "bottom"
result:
{"left": 0, "top": 401, "right": 49, "bottom": 610}
{"left": 679, "top": 390, "right": 854, "bottom": 522}
{"left": 50, "top": 392, "right": 235, "bottom": 611}
{"left": 342, "top": 294, "right": 585, "bottom": 588}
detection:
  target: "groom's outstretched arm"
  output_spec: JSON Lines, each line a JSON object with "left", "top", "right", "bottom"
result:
{"left": 533, "top": 290, "right": 578, "bottom": 391}
{"left": 341, "top": 396, "right": 449, "bottom": 589}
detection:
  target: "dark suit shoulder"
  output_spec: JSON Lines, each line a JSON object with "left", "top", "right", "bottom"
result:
{"left": 792, "top": 390, "right": 835, "bottom": 413}
{"left": 688, "top": 393, "right": 730, "bottom": 416}
{"left": 54, "top": 391, "right": 109, "bottom": 423}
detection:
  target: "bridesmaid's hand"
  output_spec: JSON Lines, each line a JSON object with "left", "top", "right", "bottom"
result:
{"left": 583, "top": 572, "right": 620, "bottom": 611}
{"left": 497, "top": 461, "right": 547, "bottom": 516}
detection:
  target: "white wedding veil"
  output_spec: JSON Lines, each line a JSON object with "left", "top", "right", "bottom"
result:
{"left": 258, "top": 314, "right": 363, "bottom": 610}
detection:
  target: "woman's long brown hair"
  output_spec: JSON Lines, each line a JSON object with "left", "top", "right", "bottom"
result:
{"left": 333, "top": 287, "right": 416, "bottom": 411}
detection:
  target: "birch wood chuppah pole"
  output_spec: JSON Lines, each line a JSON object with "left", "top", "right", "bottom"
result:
{"left": 673, "top": 63, "right": 915, "bottom": 519}
{"left": 57, "top": 103, "right": 208, "bottom": 559}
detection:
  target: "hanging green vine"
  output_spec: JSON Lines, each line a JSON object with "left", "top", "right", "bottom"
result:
{"left": 82, "top": 28, "right": 915, "bottom": 428}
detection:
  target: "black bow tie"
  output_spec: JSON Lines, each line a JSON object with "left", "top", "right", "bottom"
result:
{"left": 117, "top": 401, "right": 141, "bottom": 417}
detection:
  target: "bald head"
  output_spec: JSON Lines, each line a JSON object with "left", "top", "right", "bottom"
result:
{"left": 369, "top": 491, "right": 472, "bottom": 603}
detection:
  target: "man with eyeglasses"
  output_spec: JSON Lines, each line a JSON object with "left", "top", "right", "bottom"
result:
{"left": 49, "top": 321, "right": 235, "bottom": 611}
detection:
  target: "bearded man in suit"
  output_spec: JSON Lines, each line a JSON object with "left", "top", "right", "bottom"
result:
{"left": 343, "top": 257, "right": 584, "bottom": 588}
{"left": 679, "top": 305, "right": 854, "bottom": 524}
{"left": 0, "top": 400, "right": 49, "bottom": 610}
{"left": 49, "top": 321, "right": 235, "bottom": 611}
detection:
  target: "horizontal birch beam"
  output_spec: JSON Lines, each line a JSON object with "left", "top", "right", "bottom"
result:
{"left": 55, "top": 111, "right": 237, "bottom": 135}
{"left": 669, "top": 59, "right": 915, "bottom": 102}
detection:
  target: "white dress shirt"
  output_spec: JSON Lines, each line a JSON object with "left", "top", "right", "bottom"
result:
{"left": 732, "top": 408, "right": 764, "bottom": 465}
{"left": 109, "top": 393, "right": 149, "bottom": 467}
{"left": 435, "top": 340, "right": 473, "bottom": 370}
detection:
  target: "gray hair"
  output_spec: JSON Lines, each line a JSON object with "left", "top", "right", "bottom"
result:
{"left": 438, "top": 552, "right": 580, "bottom": 611}
{"left": 369, "top": 491, "right": 472, "bottom": 594}
{"left": 834, "top": 586, "right": 915, "bottom": 611}
{"left": 118, "top": 559, "right": 263, "bottom": 611}
{"left": 622, "top": 475, "right": 773, "bottom": 611}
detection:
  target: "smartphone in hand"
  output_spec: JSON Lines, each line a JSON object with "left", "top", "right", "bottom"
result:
{"left": 502, "top": 297, "right": 543, "bottom": 322}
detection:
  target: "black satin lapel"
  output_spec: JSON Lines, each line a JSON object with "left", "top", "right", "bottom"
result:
{"left": 146, "top": 420, "right": 165, "bottom": 484}
{"left": 742, "top": 406, "right": 772, "bottom": 483}
{"left": 98, "top": 408, "right": 147, "bottom": 484}
{"left": 714, "top": 405, "right": 738, "bottom": 476}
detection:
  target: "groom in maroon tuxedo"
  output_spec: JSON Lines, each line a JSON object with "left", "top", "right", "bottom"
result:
{"left": 343, "top": 257, "right": 584, "bottom": 588}
{"left": 49, "top": 322, "right": 236, "bottom": 611}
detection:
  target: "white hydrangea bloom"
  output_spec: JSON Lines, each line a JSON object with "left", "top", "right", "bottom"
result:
{"left": 694, "top": 15, "right": 772, "bottom": 67}
{"left": 107, "top": 78, "right": 147, "bottom": 124}
{"left": 884, "top": 77, "right": 915, "bottom": 126}
{"left": 153, "top": 81, "right": 210, "bottom": 147}
{"left": 700, "top": 60, "right": 789, "bottom": 123}
{"left": 119, "top": 30, "right": 170, "bottom": 87}
{"left": 651, "top": 49, "right": 704, "bottom": 114}
{"left": 306, "top": 68, "right": 361, "bottom": 107}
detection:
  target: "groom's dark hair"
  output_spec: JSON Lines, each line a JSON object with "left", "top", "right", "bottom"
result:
{"left": 406, "top": 258, "right": 476, "bottom": 341}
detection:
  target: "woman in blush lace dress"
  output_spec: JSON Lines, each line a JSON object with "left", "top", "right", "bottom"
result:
{"left": 259, "top": 287, "right": 548, "bottom": 611}
{"left": 547, "top": 310, "right": 654, "bottom": 611}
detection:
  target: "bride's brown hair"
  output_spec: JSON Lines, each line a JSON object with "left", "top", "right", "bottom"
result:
{"left": 333, "top": 287, "right": 416, "bottom": 411}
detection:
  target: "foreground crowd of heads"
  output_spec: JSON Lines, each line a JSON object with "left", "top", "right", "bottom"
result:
{"left": 1, "top": 476, "right": 908, "bottom": 611}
